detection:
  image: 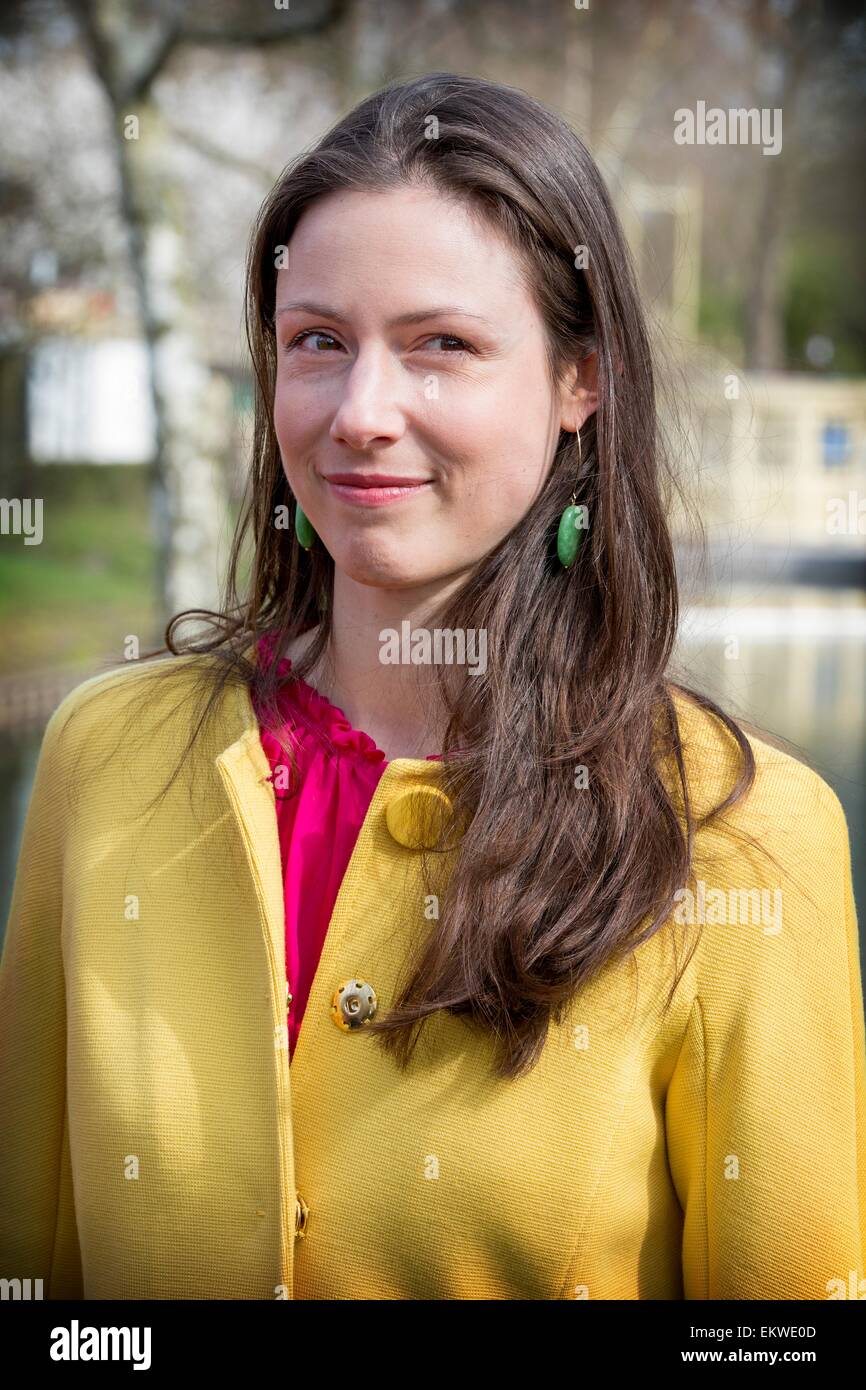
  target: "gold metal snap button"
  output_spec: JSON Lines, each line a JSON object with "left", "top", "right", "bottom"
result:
{"left": 330, "top": 978, "right": 378, "bottom": 1031}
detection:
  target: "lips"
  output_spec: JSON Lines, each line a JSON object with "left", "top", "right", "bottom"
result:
{"left": 321, "top": 471, "right": 434, "bottom": 508}
{"left": 323, "top": 472, "right": 432, "bottom": 487}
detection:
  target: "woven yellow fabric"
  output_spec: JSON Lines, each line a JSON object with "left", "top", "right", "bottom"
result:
{"left": 1, "top": 655, "right": 863, "bottom": 1299}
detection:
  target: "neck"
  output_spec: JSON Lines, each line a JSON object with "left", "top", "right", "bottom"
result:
{"left": 294, "top": 566, "right": 472, "bottom": 762}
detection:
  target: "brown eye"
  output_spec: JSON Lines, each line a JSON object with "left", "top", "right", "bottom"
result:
{"left": 425, "top": 334, "right": 472, "bottom": 354}
{"left": 285, "top": 330, "right": 341, "bottom": 353}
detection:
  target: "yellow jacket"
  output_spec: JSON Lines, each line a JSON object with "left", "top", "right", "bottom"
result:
{"left": 1, "top": 654, "right": 864, "bottom": 1300}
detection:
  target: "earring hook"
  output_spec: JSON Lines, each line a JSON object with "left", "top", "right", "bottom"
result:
{"left": 570, "top": 428, "right": 582, "bottom": 507}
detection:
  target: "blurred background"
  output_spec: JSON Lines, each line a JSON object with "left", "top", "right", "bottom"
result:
{"left": 1, "top": 0, "right": 864, "bottom": 960}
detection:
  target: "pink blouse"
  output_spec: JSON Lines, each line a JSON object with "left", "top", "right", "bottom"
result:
{"left": 252, "top": 633, "right": 440, "bottom": 1058}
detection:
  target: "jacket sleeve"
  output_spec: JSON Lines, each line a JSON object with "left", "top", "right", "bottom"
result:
{"left": 665, "top": 778, "right": 866, "bottom": 1299}
{"left": 0, "top": 701, "right": 83, "bottom": 1297}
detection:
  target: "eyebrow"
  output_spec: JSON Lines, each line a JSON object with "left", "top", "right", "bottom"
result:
{"left": 274, "top": 300, "right": 494, "bottom": 328}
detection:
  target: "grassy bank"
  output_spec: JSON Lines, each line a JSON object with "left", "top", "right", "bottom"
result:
{"left": 0, "top": 463, "right": 158, "bottom": 674}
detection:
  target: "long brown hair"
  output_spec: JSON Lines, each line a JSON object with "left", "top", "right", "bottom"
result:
{"left": 95, "top": 71, "right": 763, "bottom": 1079}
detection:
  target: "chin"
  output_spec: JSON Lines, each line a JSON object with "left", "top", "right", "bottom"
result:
{"left": 331, "top": 535, "right": 432, "bottom": 590}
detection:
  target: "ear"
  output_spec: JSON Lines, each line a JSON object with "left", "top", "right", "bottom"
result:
{"left": 559, "top": 351, "right": 598, "bottom": 434}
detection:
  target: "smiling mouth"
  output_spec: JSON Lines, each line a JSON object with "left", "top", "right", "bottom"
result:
{"left": 321, "top": 472, "right": 434, "bottom": 507}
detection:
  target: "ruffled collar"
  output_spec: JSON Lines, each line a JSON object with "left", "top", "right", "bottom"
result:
{"left": 255, "top": 631, "right": 440, "bottom": 764}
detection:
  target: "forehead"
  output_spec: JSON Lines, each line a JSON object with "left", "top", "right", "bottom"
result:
{"left": 275, "top": 187, "right": 529, "bottom": 310}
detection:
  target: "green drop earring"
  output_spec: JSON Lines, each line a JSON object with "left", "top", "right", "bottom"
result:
{"left": 294, "top": 500, "right": 316, "bottom": 551}
{"left": 556, "top": 427, "right": 587, "bottom": 569}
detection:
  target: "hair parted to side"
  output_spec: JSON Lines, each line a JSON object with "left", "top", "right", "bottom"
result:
{"left": 101, "top": 70, "right": 765, "bottom": 1079}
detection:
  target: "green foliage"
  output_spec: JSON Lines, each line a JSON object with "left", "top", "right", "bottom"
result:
{"left": 783, "top": 234, "right": 866, "bottom": 374}
{"left": 697, "top": 282, "right": 744, "bottom": 360}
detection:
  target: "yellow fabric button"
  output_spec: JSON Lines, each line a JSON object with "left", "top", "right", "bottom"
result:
{"left": 330, "top": 978, "right": 378, "bottom": 1031}
{"left": 385, "top": 785, "right": 456, "bottom": 850}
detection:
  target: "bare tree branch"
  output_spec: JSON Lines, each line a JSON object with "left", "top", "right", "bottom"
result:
{"left": 163, "top": 119, "right": 277, "bottom": 188}
{"left": 125, "top": 20, "right": 182, "bottom": 103}
{"left": 68, "top": 0, "right": 349, "bottom": 107}
{"left": 65, "top": 0, "right": 119, "bottom": 105}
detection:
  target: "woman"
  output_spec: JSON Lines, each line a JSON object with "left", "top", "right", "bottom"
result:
{"left": 1, "top": 72, "right": 863, "bottom": 1301}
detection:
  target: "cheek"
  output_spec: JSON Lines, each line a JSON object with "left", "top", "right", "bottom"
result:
{"left": 442, "top": 377, "right": 551, "bottom": 500}
{"left": 458, "top": 453, "right": 549, "bottom": 524}
{"left": 273, "top": 383, "right": 309, "bottom": 480}
{"left": 273, "top": 382, "right": 291, "bottom": 446}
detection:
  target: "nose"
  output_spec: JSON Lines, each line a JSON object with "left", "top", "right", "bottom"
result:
{"left": 329, "top": 344, "right": 407, "bottom": 449}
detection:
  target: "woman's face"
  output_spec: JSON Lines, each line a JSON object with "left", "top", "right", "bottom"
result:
{"left": 273, "top": 184, "right": 596, "bottom": 590}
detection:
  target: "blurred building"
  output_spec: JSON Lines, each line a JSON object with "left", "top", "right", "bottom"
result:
{"left": 27, "top": 334, "right": 156, "bottom": 463}
{"left": 0, "top": 283, "right": 251, "bottom": 503}
{"left": 691, "top": 370, "right": 866, "bottom": 585}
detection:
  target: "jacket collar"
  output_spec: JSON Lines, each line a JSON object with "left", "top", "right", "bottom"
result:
{"left": 213, "top": 639, "right": 453, "bottom": 864}
{"left": 218, "top": 638, "right": 442, "bottom": 780}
